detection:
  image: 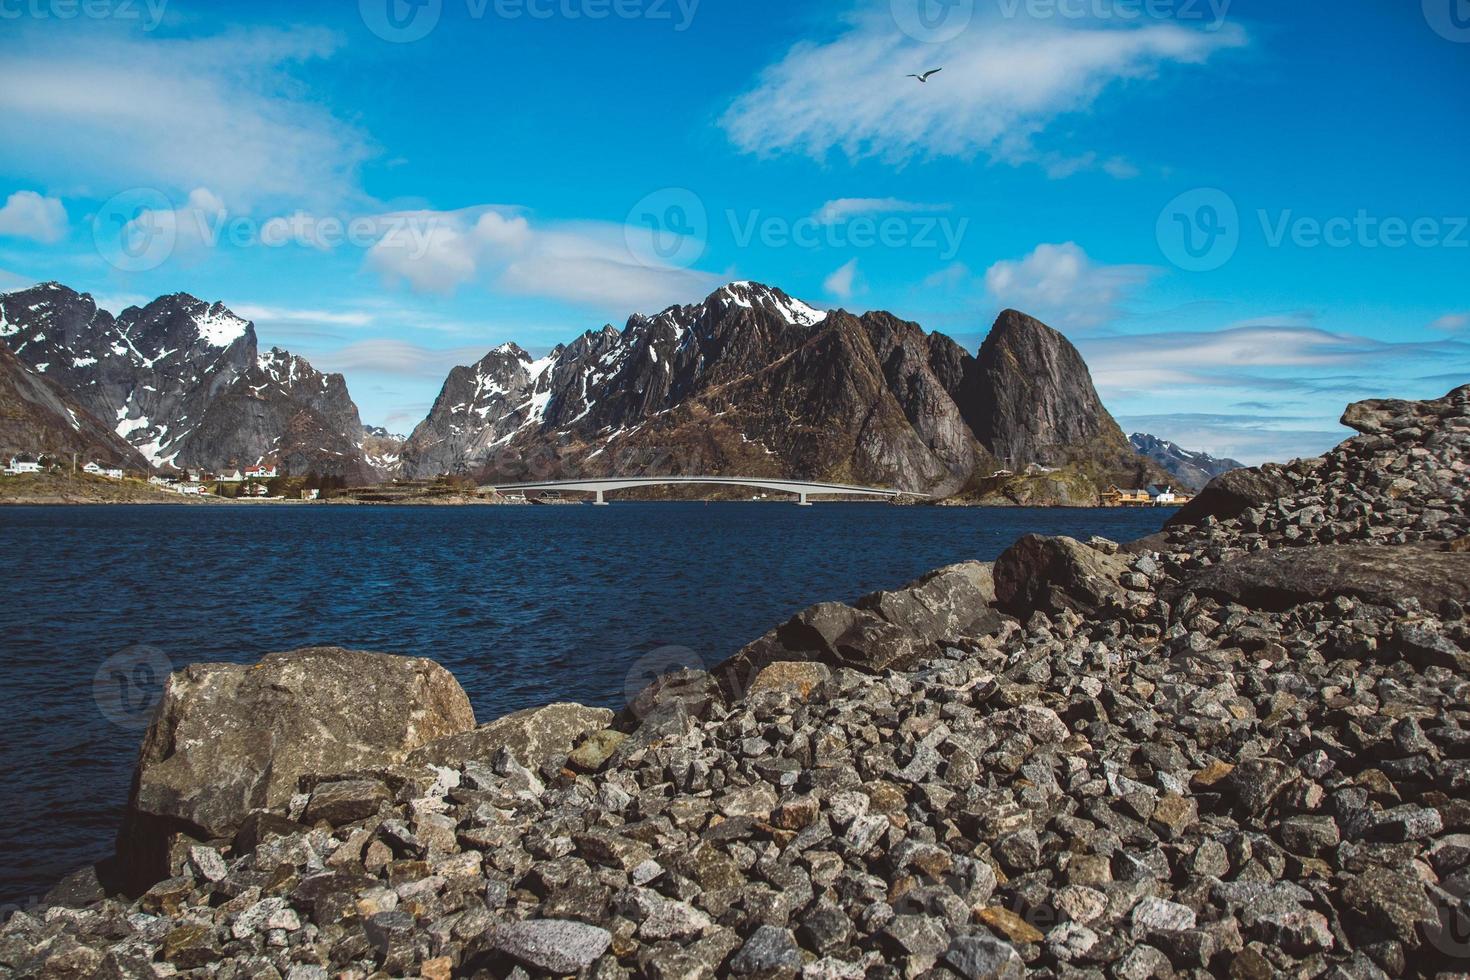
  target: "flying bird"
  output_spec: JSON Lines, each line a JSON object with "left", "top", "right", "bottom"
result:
{"left": 907, "top": 68, "right": 943, "bottom": 83}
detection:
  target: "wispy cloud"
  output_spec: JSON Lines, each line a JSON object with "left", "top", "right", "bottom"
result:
{"left": 0, "top": 191, "right": 67, "bottom": 243}
{"left": 0, "top": 28, "right": 371, "bottom": 210}
{"left": 366, "top": 205, "right": 722, "bottom": 314}
{"left": 721, "top": 7, "right": 1246, "bottom": 169}
{"left": 230, "top": 304, "right": 376, "bottom": 328}
{"left": 1080, "top": 324, "right": 1470, "bottom": 395}
{"left": 984, "top": 242, "right": 1156, "bottom": 329}
{"left": 303, "top": 340, "right": 503, "bottom": 381}
{"left": 1117, "top": 412, "right": 1347, "bottom": 465}
{"left": 824, "top": 258, "right": 861, "bottom": 301}
{"left": 812, "top": 198, "right": 950, "bottom": 225}
{"left": 1430, "top": 312, "right": 1469, "bottom": 332}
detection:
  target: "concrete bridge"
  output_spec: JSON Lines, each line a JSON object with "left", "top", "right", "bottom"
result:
{"left": 481, "top": 476, "right": 919, "bottom": 506}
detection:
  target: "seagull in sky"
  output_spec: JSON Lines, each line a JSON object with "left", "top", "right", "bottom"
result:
{"left": 907, "top": 68, "right": 943, "bottom": 83}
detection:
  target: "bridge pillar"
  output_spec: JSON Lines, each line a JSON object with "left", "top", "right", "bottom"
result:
{"left": 593, "top": 489, "right": 608, "bottom": 506}
{"left": 797, "top": 492, "right": 811, "bottom": 506}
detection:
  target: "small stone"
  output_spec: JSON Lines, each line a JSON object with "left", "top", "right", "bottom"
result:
{"left": 1132, "top": 897, "right": 1197, "bottom": 935}
{"left": 486, "top": 919, "right": 614, "bottom": 974}
{"left": 1279, "top": 815, "right": 1341, "bottom": 856}
{"left": 944, "top": 935, "right": 1025, "bottom": 979}
{"left": 730, "top": 924, "right": 801, "bottom": 974}
{"left": 568, "top": 730, "right": 626, "bottom": 772}
{"left": 976, "top": 905, "right": 1044, "bottom": 944}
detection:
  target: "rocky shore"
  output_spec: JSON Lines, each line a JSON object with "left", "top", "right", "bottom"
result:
{"left": 4, "top": 385, "right": 1469, "bottom": 979}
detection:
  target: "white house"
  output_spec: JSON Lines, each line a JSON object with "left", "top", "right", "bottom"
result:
{"left": 245, "top": 464, "right": 278, "bottom": 479}
{"left": 217, "top": 469, "right": 244, "bottom": 483}
{"left": 104, "top": 468, "right": 124, "bottom": 480}
{"left": 5, "top": 458, "right": 41, "bottom": 475}
{"left": 1148, "top": 484, "right": 1177, "bottom": 505}
{"left": 83, "top": 461, "right": 104, "bottom": 475}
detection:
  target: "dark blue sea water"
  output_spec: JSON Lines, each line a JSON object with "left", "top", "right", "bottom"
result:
{"left": 0, "top": 502, "right": 1169, "bottom": 904}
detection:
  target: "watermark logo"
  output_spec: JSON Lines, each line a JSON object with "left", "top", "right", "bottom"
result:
{"left": 1156, "top": 187, "right": 1239, "bottom": 272}
{"left": 93, "top": 188, "right": 176, "bottom": 273}
{"left": 1426, "top": 888, "right": 1470, "bottom": 960}
{"left": 626, "top": 188, "right": 708, "bottom": 270}
{"left": 1424, "top": 0, "right": 1470, "bottom": 42}
{"left": 360, "top": 0, "right": 443, "bottom": 42}
{"left": 892, "top": 0, "right": 975, "bottom": 43}
{"left": 994, "top": 0, "right": 1230, "bottom": 27}
{"left": 0, "top": 0, "right": 169, "bottom": 30}
{"left": 622, "top": 643, "right": 707, "bottom": 717}
{"left": 93, "top": 644, "right": 172, "bottom": 730}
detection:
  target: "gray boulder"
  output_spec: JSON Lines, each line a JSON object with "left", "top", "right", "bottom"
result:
{"left": 118, "top": 647, "right": 474, "bottom": 891}
{"left": 410, "top": 702, "right": 612, "bottom": 771}
{"left": 715, "top": 602, "right": 926, "bottom": 697}
{"left": 1166, "top": 465, "right": 1296, "bottom": 527}
{"left": 855, "top": 561, "right": 1003, "bottom": 640}
{"left": 992, "top": 534, "right": 1131, "bottom": 619}
{"left": 1183, "top": 543, "right": 1470, "bottom": 612}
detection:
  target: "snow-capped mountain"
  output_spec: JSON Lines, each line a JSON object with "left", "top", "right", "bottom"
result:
{"left": 0, "top": 341, "right": 148, "bottom": 468}
{"left": 0, "top": 283, "right": 377, "bottom": 480}
{"left": 1129, "top": 432, "right": 1244, "bottom": 490}
{"left": 403, "top": 281, "right": 1164, "bottom": 497}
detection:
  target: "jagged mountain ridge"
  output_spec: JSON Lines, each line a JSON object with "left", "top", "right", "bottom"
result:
{"left": 0, "top": 283, "right": 376, "bottom": 481}
{"left": 0, "top": 342, "right": 149, "bottom": 468}
{"left": 1130, "top": 432, "right": 1244, "bottom": 490}
{"left": 403, "top": 282, "right": 1165, "bottom": 498}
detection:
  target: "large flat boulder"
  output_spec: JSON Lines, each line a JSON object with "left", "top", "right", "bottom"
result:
{"left": 1165, "top": 465, "right": 1296, "bottom": 528}
{"left": 118, "top": 647, "right": 474, "bottom": 891}
{"left": 410, "top": 702, "right": 613, "bottom": 771}
{"left": 992, "top": 535, "right": 1131, "bottom": 619}
{"left": 714, "top": 602, "right": 926, "bottom": 698}
{"left": 855, "top": 561, "right": 1002, "bottom": 640}
{"left": 1183, "top": 543, "right": 1470, "bottom": 612}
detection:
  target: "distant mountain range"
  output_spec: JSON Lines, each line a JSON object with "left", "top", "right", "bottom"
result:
{"left": 0, "top": 283, "right": 375, "bottom": 482}
{"left": 1129, "top": 432, "right": 1244, "bottom": 490}
{"left": 0, "top": 279, "right": 1233, "bottom": 502}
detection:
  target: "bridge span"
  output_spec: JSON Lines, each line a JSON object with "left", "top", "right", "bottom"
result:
{"left": 481, "top": 476, "right": 920, "bottom": 506}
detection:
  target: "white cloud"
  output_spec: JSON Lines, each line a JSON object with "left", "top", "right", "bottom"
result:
{"left": 0, "top": 191, "right": 67, "bottom": 243}
{"left": 721, "top": 8, "right": 1246, "bottom": 168}
{"left": 813, "top": 198, "right": 949, "bottom": 225}
{"left": 367, "top": 205, "right": 723, "bottom": 314}
{"left": 921, "top": 262, "right": 974, "bottom": 290}
{"left": 0, "top": 29, "right": 370, "bottom": 210}
{"left": 1116, "top": 412, "right": 1347, "bottom": 466}
{"left": 230, "top": 304, "right": 375, "bottom": 328}
{"left": 984, "top": 242, "right": 1155, "bottom": 328}
{"left": 1430, "top": 313, "right": 1469, "bottom": 332}
{"left": 1080, "top": 324, "right": 1470, "bottom": 395}
{"left": 305, "top": 339, "right": 510, "bottom": 381}
{"left": 824, "top": 258, "right": 861, "bottom": 300}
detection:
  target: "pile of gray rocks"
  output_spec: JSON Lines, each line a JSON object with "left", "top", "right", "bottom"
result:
{"left": 4, "top": 385, "right": 1469, "bottom": 979}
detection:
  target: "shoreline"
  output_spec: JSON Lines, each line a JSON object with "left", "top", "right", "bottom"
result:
{"left": 6, "top": 385, "right": 1467, "bottom": 977}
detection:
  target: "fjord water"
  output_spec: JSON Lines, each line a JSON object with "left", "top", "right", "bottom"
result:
{"left": 0, "top": 502, "right": 1169, "bottom": 904}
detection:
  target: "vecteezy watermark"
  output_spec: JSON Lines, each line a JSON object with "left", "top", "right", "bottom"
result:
{"left": 626, "top": 188, "right": 709, "bottom": 271}
{"left": 93, "top": 188, "right": 177, "bottom": 273}
{"left": 994, "top": 0, "right": 1230, "bottom": 27}
{"left": 1156, "top": 187, "right": 1240, "bottom": 272}
{"left": 1426, "top": 886, "right": 1470, "bottom": 960}
{"left": 1424, "top": 0, "right": 1470, "bottom": 43}
{"left": 92, "top": 189, "right": 446, "bottom": 272}
{"left": 622, "top": 644, "right": 708, "bottom": 717}
{"left": 0, "top": 0, "right": 167, "bottom": 29}
{"left": 892, "top": 0, "right": 975, "bottom": 43}
{"left": 626, "top": 189, "right": 969, "bottom": 270}
{"left": 360, "top": 0, "right": 698, "bottom": 42}
{"left": 93, "top": 644, "right": 172, "bottom": 730}
{"left": 1157, "top": 187, "right": 1468, "bottom": 272}
{"left": 729, "top": 210, "right": 969, "bottom": 262}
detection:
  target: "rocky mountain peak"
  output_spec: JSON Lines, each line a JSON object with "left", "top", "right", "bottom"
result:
{"left": 967, "top": 308, "right": 1130, "bottom": 470}
{"left": 1129, "top": 432, "right": 1243, "bottom": 490}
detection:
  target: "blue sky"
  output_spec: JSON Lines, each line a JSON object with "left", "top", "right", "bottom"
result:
{"left": 0, "top": 0, "right": 1465, "bottom": 461}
